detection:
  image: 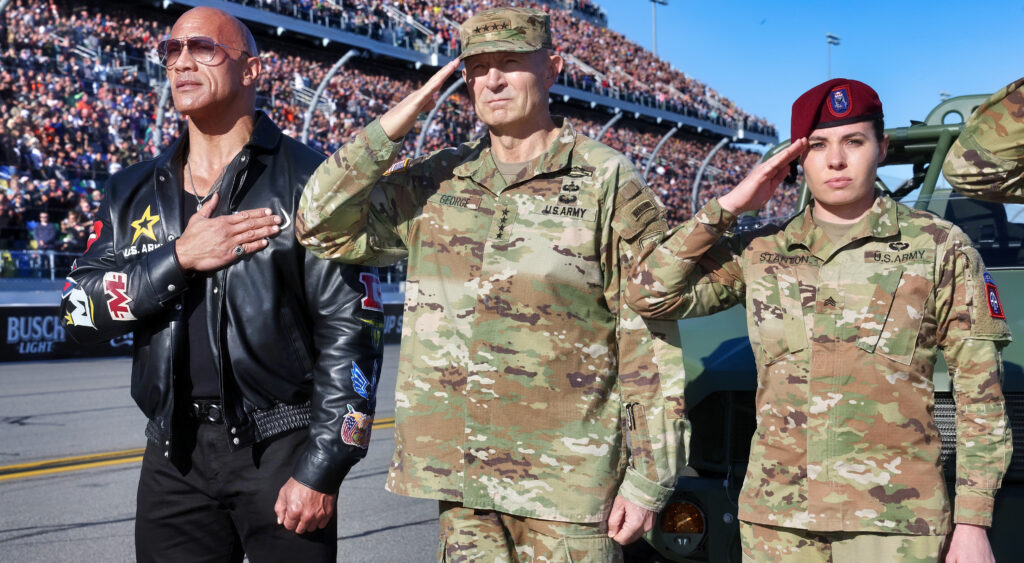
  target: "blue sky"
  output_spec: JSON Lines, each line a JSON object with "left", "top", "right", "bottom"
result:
{"left": 597, "top": 0, "right": 1022, "bottom": 142}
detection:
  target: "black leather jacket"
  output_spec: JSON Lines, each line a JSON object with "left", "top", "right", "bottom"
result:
{"left": 59, "top": 113, "right": 383, "bottom": 493}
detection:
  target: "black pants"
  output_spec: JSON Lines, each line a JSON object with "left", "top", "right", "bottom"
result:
{"left": 135, "top": 424, "right": 336, "bottom": 563}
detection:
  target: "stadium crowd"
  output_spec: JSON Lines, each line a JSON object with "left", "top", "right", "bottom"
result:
{"left": 1, "top": 0, "right": 796, "bottom": 269}
{"left": 227, "top": 0, "right": 775, "bottom": 137}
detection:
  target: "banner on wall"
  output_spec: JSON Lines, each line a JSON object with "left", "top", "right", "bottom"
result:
{"left": 1, "top": 305, "right": 132, "bottom": 362}
{"left": 2, "top": 302, "right": 405, "bottom": 362}
{"left": 382, "top": 302, "right": 403, "bottom": 344}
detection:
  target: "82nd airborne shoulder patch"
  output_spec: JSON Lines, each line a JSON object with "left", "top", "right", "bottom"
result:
{"left": 984, "top": 272, "right": 1006, "bottom": 319}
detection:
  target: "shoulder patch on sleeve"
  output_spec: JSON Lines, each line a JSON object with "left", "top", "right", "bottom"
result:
{"left": 383, "top": 158, "right": 411, "bottom": 177}
{"left": 959, "top": 245, "right": 1012, "bottom": 339}
{"left": 983, "top": 272, "right": 1006, "bottom": 319}
{"left": 613, "top": 179, "right": 667, "bottom": 254}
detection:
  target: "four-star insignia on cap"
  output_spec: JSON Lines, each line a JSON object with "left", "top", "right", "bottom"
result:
{"left": 473, "top": 22, "right": 512, "bottom": 33}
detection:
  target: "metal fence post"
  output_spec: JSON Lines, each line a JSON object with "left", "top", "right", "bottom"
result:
{"left": 414, "top": 77, "right": 465, "bottom": 158}
{"left": 596, "top": 111, "right": 622, "bottom": 142}
{"left": 301, "top": 49, "right": 359, "bottom": 145}
{"left": 643, "top": 125, "right": 679, "bottom": 181}
{"left": 153, "top": 80, "right": 170, "bottom": 149}
{"left": 690, "top": 136, "right": 731, "bottom": 216}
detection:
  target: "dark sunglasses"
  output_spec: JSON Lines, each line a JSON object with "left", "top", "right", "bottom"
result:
{"left": 157, "top": 36, "right": 250, "bottom": 67}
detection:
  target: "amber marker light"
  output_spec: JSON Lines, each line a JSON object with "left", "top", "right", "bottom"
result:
{"left": 660, "top": 501, "right": 705, "bottom": 534}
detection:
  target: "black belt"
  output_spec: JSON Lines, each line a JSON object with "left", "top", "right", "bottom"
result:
{"left": 188, "top": 399, "right": 224, "bottom": 424}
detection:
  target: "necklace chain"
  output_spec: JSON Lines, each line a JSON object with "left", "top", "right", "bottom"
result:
{"left": 186, "top": 159, "right": 226, "bottom": 211}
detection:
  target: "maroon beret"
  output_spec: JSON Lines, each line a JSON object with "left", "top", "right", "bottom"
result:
{"left": 790, "top": 78, "right": 883, "bottom": 143}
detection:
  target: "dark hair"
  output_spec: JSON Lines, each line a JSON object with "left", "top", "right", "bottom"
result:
{"left": 871, "top": 117, "right": 885, "bottom": 143}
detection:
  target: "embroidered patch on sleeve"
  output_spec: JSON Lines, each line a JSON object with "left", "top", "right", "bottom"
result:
{"left": 359, "top": 272, "right": 384, "bottom": 312}
{"left": 85, "top": 220, "right": 103, "bottom": 253}
{"left": 64, "top": 287, "right": 96, "bottom": 329}
{"left": 351, "top": 360, "right": 379, "bottom": 405}
{"left": 984, "top": 272, "right": 1005, "bottom": 319}
{"left": 103, "top": 272, "right": 137, "bottom": 321}
{"left": 62, "top": 277, "right": 78, "bottom": 299}
{"left": 341, "top": 405, "right": 373, "bottom": 448}
{"left": 383, "top": 158, "right": 410, "bottom": 177}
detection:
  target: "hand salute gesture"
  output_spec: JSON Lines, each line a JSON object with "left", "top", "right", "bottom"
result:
{"left": 718, "top": 138, "right": 807, "bottom": 216}
{"left": 379, "top": 58, "right": 461, "bottom": 142}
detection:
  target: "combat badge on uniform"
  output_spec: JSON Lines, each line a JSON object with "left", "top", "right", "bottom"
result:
{"left": 984, "top": 272, "right": 1005, "bottom": 319}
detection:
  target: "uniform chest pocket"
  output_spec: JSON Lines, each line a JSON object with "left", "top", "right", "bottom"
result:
{"left": 854, "top": 268, "right": 933, "bottom": 365}
{"left": 751, "top": 267, "right": 808, "bottom": 364}
{"left": 494, "top": 198, "right": 603, "bottom": 282}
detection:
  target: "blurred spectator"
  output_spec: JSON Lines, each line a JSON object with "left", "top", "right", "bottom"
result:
{"left": 59, "top": 207, "right": 89, "bottom": 251}
{"left": 33, "top": 211, "right": 57, "bottom": 249}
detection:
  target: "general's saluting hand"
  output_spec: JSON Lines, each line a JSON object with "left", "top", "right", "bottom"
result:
{"left": 718, "top": 137, "right": 807, "bottom": 216}
{"left": 379, "top": 58, "right": 461, "bottom": 142}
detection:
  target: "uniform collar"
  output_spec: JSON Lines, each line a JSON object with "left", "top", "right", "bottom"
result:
{"left": 784, "top": 190, "right": 900, "bottom": 260}
{"left": 452, "top": 117, "right": 577, "bottom": 192}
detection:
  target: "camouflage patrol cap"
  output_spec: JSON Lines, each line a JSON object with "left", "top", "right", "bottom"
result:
{"left": 458, "top": 7, "right": 553, "bottom": 60}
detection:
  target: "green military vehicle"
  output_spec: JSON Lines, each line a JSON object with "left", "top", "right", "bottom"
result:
{"left": 634, "top": 95, "right": 1024, "bottom": 562}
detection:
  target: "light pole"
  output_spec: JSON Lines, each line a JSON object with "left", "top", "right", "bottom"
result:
{"left": 826, "top": 33, "right": 840, "bottom": 78}
{"left": 650, "top": 0, "right": 668, "bottom": 57}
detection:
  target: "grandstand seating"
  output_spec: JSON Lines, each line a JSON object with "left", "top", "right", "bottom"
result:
{"left": 0, "top": 0, "right": 798, "bottom": 280}
{"left": 223, "top": 0, "right": 775, "bottom": 137}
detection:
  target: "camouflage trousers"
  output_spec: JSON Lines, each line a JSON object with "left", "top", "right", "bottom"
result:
{"left": 438, "top": 501, "right": 623, "bottom": 563}
{"left": 740, "top": 521, "right": 947, "bottom": 563}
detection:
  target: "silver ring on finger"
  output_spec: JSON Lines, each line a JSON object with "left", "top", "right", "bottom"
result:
{"left": 233, "top": 245, "right": 244, "bottom": 257}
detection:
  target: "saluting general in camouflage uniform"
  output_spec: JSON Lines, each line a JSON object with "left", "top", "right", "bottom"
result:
{"left": 296, "top": 7, "right": 687, "bottom": 561}
{"left": 626, "top": 79, "right": 1012, "bottom": 563}
{"left": 943, "top": 76, "right": 1024, "bottom": 203}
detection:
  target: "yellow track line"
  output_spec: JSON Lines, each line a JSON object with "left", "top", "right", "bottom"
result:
{"left": 0, "top": 417, "right": 396, "bottom": 482}
{"left": 0, "top": 456, "right": 145, "bottom": 481}
{"left": 0, "top": 448, "right": 144, "bottom": 472}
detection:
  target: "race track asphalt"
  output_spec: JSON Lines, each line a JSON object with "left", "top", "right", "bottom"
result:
{"left": 0, "top": 343, "right": 439, "bottom": 562}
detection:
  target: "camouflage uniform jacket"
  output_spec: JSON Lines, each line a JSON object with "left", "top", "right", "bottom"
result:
{"left": 296, "top": 117, "right": 688, "bottom": 522}
{"left": 943, "top": 76, "right": 1024, "bottom": 203}
{"left": 626, "top": 194, "right": 1012, "bottom": 534}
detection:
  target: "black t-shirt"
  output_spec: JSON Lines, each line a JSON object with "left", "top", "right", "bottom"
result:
{"left": 182, "top": 200, "right": 219, "bottom": 399}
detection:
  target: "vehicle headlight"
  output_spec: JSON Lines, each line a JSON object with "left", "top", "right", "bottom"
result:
{"left": 660, "top": 500, "right": 705, "bottom": 534}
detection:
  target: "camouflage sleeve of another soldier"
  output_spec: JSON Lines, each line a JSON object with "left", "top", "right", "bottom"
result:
{"left": 604, "top": 158, "right": 691, "bottom": 512}
{"left": 942, "top": 77, "right": 1024, "bottom": 204}
{"left": 934, "top": 225, "right": 1014, "bottom": 527}
{"left": 623, "top": 197, "right": 749, "bottom": 321}
{"left": 295, "top": 118, "right": 429, "bottom": 266}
